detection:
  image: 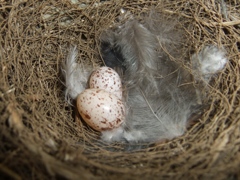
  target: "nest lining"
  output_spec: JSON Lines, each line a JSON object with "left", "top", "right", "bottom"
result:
{"left": 0, "top": 0, "right": 240, "bottom": 179}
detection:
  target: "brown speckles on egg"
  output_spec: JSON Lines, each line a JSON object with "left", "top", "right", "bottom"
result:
{"left": 89, "top": 67, "right": 123, "bottom": 99}
{"left": 77, "top": 89, "right": 125, "bottom": 131}
{"left": 84, "top": 114, "right": 91, "bottom": 119}
{"left": 101, "top": 118, "right": 108, "bottom": 124}
{"left": 116, "top": 118, "right": 121, "bottom": 124}
{"left": 121, "top": 106, "right": 125, "bottom": 115}
{"left": 108, "top": 122, "right": 113, "bottom": 128}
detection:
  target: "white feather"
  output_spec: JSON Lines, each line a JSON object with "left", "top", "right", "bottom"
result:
{"left": 191, "top": 45, "right": 227, "bottom": 82}
{"left": 99, "top": 12, "right": 228, "bottom": 144}
{"left": 62, "top": 46, "right": 92, "bottom": 102}
{"left": 63, "top": 11, "right": 228, "bottom": 145}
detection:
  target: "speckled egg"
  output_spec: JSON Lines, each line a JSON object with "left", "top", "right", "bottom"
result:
{"left": 77, "top": 88, "right": 125, "bottom": 131}
{"left": 89, "top": 67, "right": 122, "bottom": 99}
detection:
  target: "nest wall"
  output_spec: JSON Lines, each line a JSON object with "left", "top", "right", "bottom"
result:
{"left": 0, "top": 0, "right": 240, "bottom": 179}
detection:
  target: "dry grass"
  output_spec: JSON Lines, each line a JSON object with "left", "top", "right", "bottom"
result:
{"left": 0, "top": 0, "right": 240, "bottom": 179}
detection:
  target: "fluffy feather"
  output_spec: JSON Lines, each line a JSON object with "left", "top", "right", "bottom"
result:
{"left": 63, "top": 11, "right": 227, "bottom": 145}
{"left": 101, "top": 20, "right": 160, "bottom": 90}
{"left": 191, "top": 45, "right": 228, "bottom": 82}
{"left": 100, "top": 12, "right": 227, "bottom": 143}
{"left": 62, "top": 46, "right": 92, "bottom": 103}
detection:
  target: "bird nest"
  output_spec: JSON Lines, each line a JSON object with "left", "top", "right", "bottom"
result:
{"left": 0, "top": 0, "right": 240, "bottom": 179}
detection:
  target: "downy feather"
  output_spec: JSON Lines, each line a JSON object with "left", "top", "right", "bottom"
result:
{"left": 62, "top": 46, "right": 92, "bottom": 103}
{"left": 100, "top": 12, "right": 227, "bottom": 143}
{"left": 63, "top": 11, "right": 227, "bottom": 145}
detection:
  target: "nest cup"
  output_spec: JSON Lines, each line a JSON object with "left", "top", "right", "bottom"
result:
{"left": 0, "top": 0, "right": 240, "bottom": 179}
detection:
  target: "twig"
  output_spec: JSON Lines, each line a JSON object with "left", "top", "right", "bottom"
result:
{"left": 0, "top": 164, "right": 22, "bottom": 180}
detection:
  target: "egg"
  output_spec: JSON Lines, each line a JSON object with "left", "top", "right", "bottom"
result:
{"left": 89, "top": 67, "right": 122, "bottom": 99}
{"left": 77, "top": 88, "right": 125, "bottom": 131}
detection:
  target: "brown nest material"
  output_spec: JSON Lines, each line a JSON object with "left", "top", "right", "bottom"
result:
{"left": 0, "top": 0, "right": 240, "bottom": 179}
